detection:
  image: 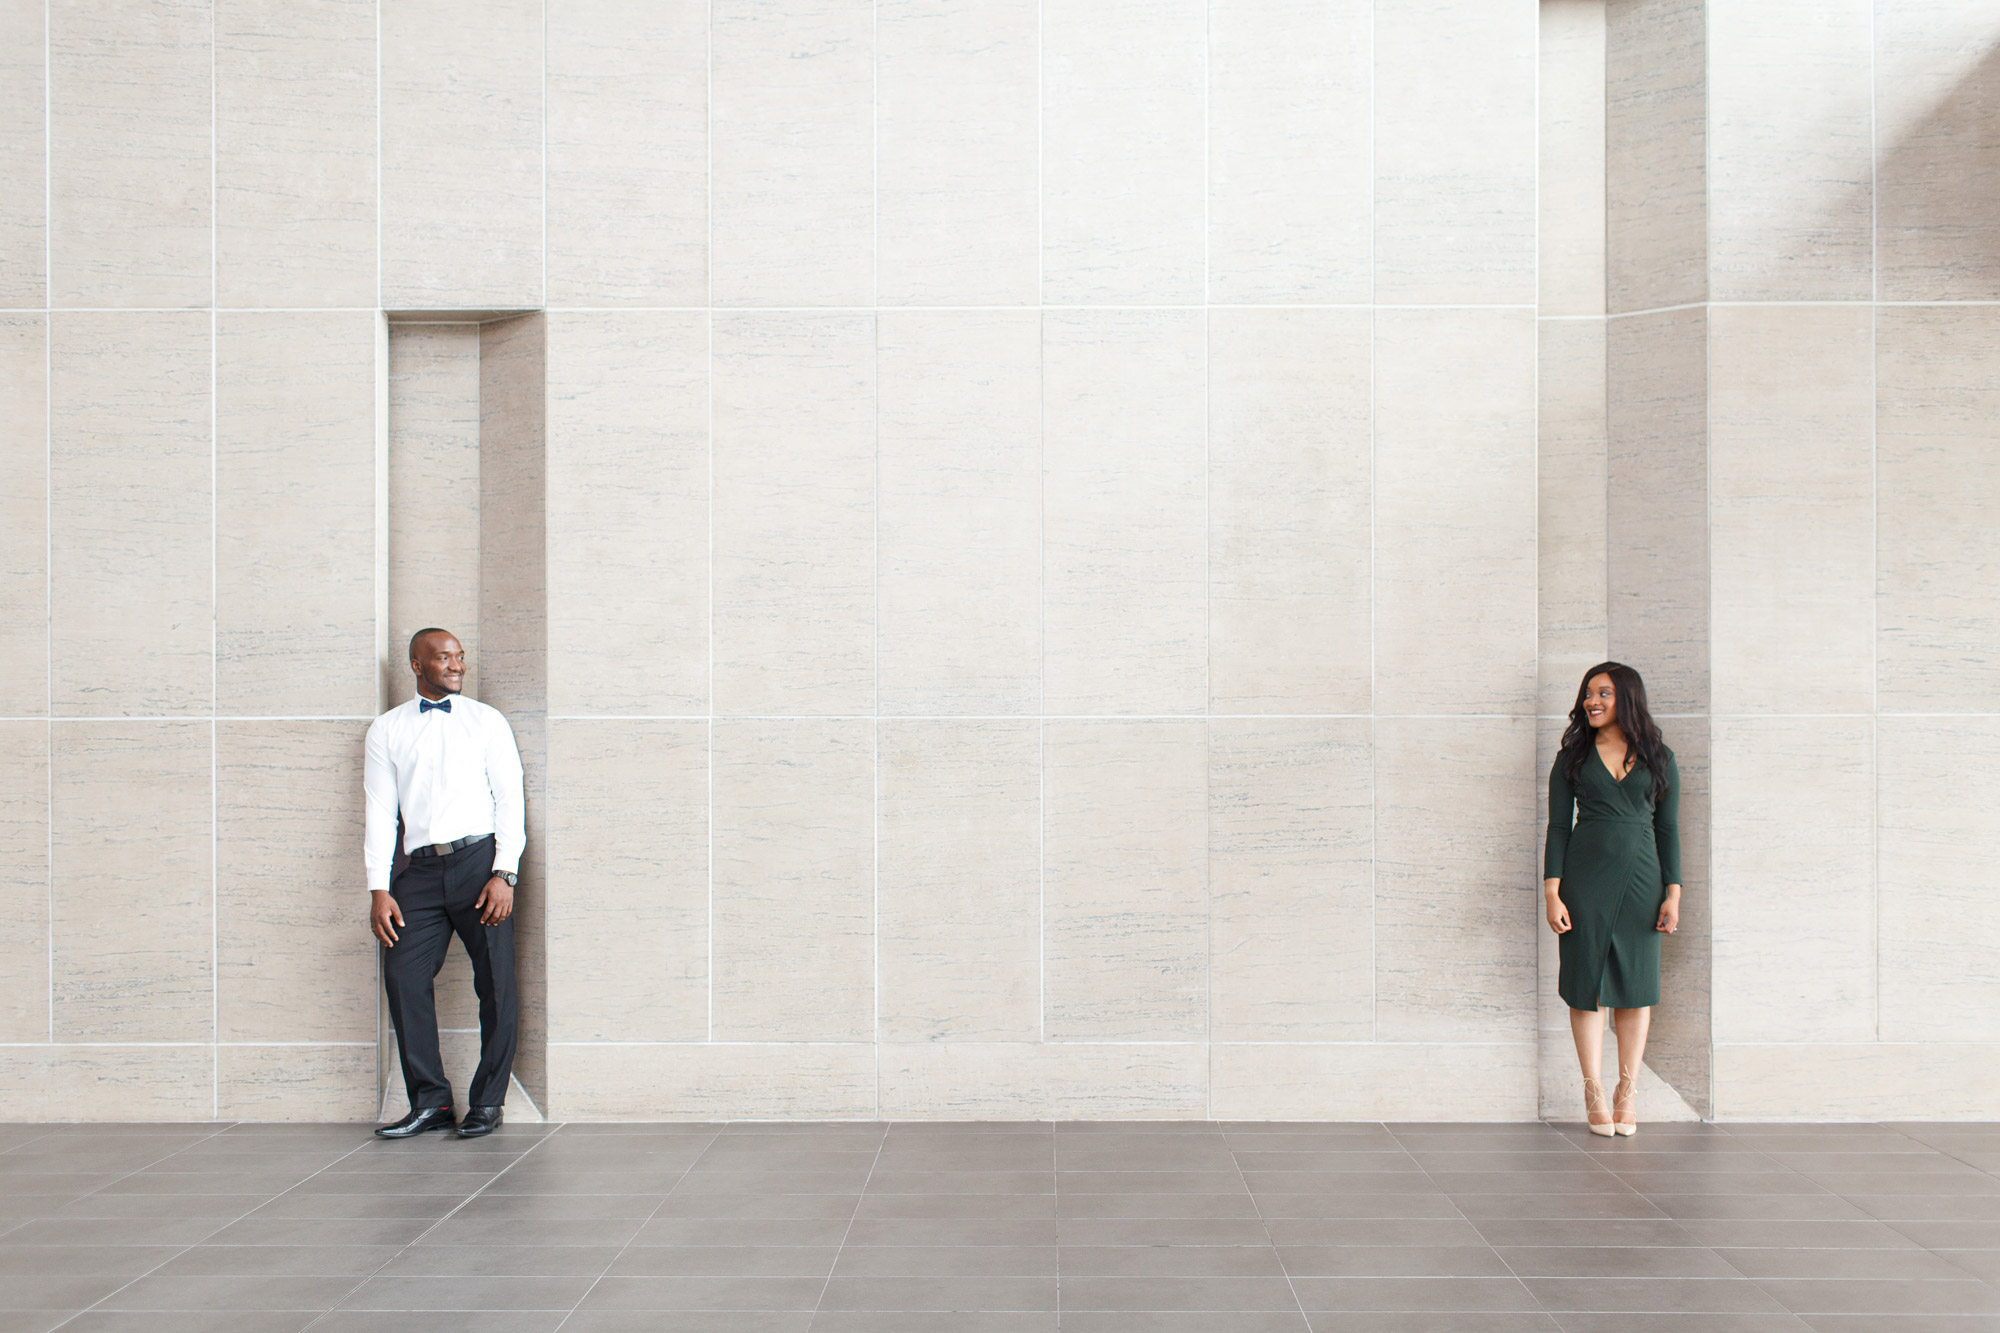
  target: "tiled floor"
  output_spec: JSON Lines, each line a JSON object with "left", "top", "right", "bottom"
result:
{"left": 2, "top": 1120, "right": 1998, "bottom": 1332}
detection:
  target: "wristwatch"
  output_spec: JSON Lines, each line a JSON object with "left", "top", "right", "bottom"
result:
{"left": 492, "top": 870, "right": 518, "bottom": 888}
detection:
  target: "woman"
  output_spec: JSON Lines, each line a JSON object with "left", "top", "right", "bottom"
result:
{"left": 1544, "top": 662, "right": 1681, "bottom": 1137}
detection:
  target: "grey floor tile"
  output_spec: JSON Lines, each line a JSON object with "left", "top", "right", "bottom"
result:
{"left": 153, "top": 1244, "right": 403, "bottom": 1276}
{"left": 1766, "top": 1152, "right": 1978, "bottom": 1174}
{"left": 608, "top": 1246, "right": 840, "bottom": 1277}
{"left": 1060, "top": 1276, "right": 1304, "bottom": 1312}
{"left": 831, "top": 1245, "right": 1054, "bottom": 1276}
{"left": 1058, "top": 1218, "right": 1273, "bottom": 1246}
{"left": 335, "top": 1274, "right": 596, "bottom": 1310}
{"left": 419, "top": 1215, "right": 645, "bottom": 1246}
{"left": 243, "top": 1193, "right": 461, "bottom": 1221}
{"left": 815, "top": 1275, "right": 1057, "bottom": 1310}
{"left": 671, "top": 1173, "right": 873, "bottom": 1197}
{"left": 1407, "top": 1151, "right": 1606, "bottom": 1174}
{"left": 310, "top": 1315, "right": 571, "bottom": 1333}
{"left": 1287, "top": 1276, "right": 1542, "bottom": 1312}
{"left": 0, "top": 1218, "right": 229, "bottom": 1247}
{"left": 1064, "top": 1315, "right": 1309, "bottom": 1333}
{"left": 694, "top": 1148, "right": 880, "bottom": 1172}
{"left": 0, "top": 1274, "right": 136, "bottom": 1311}
{"left": 1449, "top": 1194, "right": 1667, "bottom": 1221}
{"left": 376, "top": 1243, "right": 623, "bottom": 1276}
{"left": 1677, "top": 1218, "right": 1921, "bottom": 1249}
{"left": 1615, "top": 1173, "right": 1831, "bottom": 1197}
{"left": 655, "top": 1193, "right": 861, "bottom": 1220}
{"left": 1936, "top": 1249, "right": 2000, "bottom": 1282}
{"left": 0, "top": 1313, "right": 82, "bottom": 1333}
{"left": 199, "top": 1217, "right": 431, "bottom": 1247}
{"left": 0, "top": 1244, "right": 183, "bottom": 1276}
{"left": 1264, "top": 1219, "right": 1487, "bottom": 1248}
{"left": 1306, "top": 1316, "right": 1561, "bottom": 1333}
{"left": 1798, "top": 1317, "right": 2000, "bottom": 1332}
{"left": 1809, "top": 1173, "right": 2000, "bottom": 1198}
{"left": 1523, "top": 1276, "right": 1793, "bottom": 1313}
{"left": 1648, "top": 1195, "right": 1871, "bottom": 1222}
{"left": 1851, "top": 1196, "right": 2000, "bottom": 1221}
{"left": 872, "top": 1145, "right": 1053, "bottom": 1172}
{"left": 1723, "top": 1248, "right": 1978, "bottom": 1280}
{"left": 1225, "top": 1131, "right": 1403, "bottom": 1152}
{"left": 284, "top": 1172, "right": 479, "bottom": 1196}
{"left": 1279, "top": 1247, "right": 1510, "bottom": 1279}
{"left": 1253, "top": 1195, "right": 1460, "bottom": 1221}
{"left": 1229, "top": 1152, "right": 1419, "bottom": 1173}
{"left": 565, "top": 1314, "right": 810, "bottom": 1333}
{"left": 1429, "top": 1172, "right": 1637, "bottom": 1196}
{"left": 1497, "top": 1245, "right": 1743, "bottom": 1278}
{"left": 1753, "top": 1279, "right": 2000, "bottom": 1316}
{"left": 865, "top": 1171, "right": 1052, "bottom": 1195}
{"left": 575, "top": 1276, "right": 828, "bottom": 1312}
{"left": 96, "top": 1273, "right": 359, "bottom": 1311}
{"left": 809, "top": 1314, "right": 1056, "bottom": 1333}
{"left": 1057, "top": 1194, "right": 1261, "bottom": 1220}
{"left": 1551, "top": 1317, "right": 1812, "bottom": 1333}
{"left": 1057, "top": 1144, "right": 1242, "bottom": 1172}
{"left": 1890, "top": 1221, "right": 2000, "bottom": 1247}
{"left": 1063, "top": 1245, "right": 1285, "bottom": 1277}
{"left": 55, "top": 1313, "right": 325, "bottom": 1333}
{"left": 1059, "top": 1171, "right": 1247, "bottom": 1196}
{"left": 449, "top": 1192, "right": 666, "bottom": 1219}
{"left": 852, "top": 1192, "right": 1056, "bottom": 1216}
{"left": 1470, "top": 1219, "right": 1698, "bottom": 1248}
{"left": 1241, "top": 1173, "right": 1437, "bottom": 1195}
{"left": 635, "top": 1216, "right": 854, "bottom": 1247}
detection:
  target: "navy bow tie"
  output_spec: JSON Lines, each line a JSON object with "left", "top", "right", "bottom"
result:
{"left": 419, "top": 697, "right": 451, "bottom": 713}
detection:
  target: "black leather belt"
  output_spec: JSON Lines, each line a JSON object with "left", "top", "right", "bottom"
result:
{"left": 408, "top": 834, "right": 492, "bottom": 859}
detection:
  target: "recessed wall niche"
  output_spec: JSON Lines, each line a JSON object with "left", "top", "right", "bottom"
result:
{"left": 379, "top": 311, "right": 548, "bottom": 1120}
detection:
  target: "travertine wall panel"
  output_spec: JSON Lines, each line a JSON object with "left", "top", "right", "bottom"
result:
{"left": 0, "top": 314, "right": 45, "bottom": 715}
{"left": 546, "top": 720, "right": 708, "bottom": 1043}
{"left": 877, "top": 311, "right": 1040, "bottom": 717}
{"left": 1373, "top": 308, "right": 1538, "bottom": 715}
{"left": 215, "top": 0, "right": 376, "bottom": 308}
{"left": 1877, "top": 305, "right": 2000, "bottom": 712}
{"left": 1210, "top": 1043, "right": 1538, "bottom": 1122}
{"left": 1041, "top": 0, "right": 1205, "bottom": 303}
{"left": 546, "top": 311, "right": 709, "bottom": 715}
{"left": 878, "top": 720, "right": 1041, "bottom": 1042}
{"left": 1208, "top": 309, "right": 1371, "bottom": 715}
{"left": 50, "top": 312, "right": 212, "bottom": 717}
{"left": 1537, "top": 320, "right": 1608, "bottom": 718}
{"left": 551, "top": 1043, "right": 876, "bottom": 1121}
{"left": 546, "top": 0, "right": 708, "bottom": 307}
{"left": 713, "top": 314, "right": 876, "bottom": 716}
{"left": 1207, "top": 0, "right": 1370, "bottom": 304}
{"left": 216, "top": 311, "right": 380, "bottom": 716}
{"left": 385, "top": 324, "right": 481, "bottom": 702}
{"left": 0, "top": 723, "right": 48, "bottom": 1042}
{"left": 1539, "top": 0, "right": 1607, "bottom": 316}
{"left": 0, "top": 1046, "right": 213, "bottom": 1120}
{"left": 216, "top": 721, "right": 372, "bottom": 1043}
{"left": 1707, "top": 0, "right": 1873, "bottom": 301}
{"left": 1715, "top": 1044, "right": 2000, "bottom": 1122}
{"left": 219, "top": 1043, "right": 379, "bottom": 1122}
{"left": 1606, "top": 307, "right": 1707, "bottom": 715}
{"left": 381, "top": 0, "right": 542, "bottom": 308}
{"left": 1874, "top": 2, "right": 2000, "bottom": 301}
{"left": 1042, "top": 310, "right": 1206, "bottom": 715}
{"left": 711, "top": 720, "right": 874, "bottom": 1042}
{"left": 50, "top": 0, "right": 211, "bottom": 307}
{"left": 51, "top": 722, "right": 211, "bottom": 1042}
{"left": 711, "top": 0, "right": 873, "bottom": 307}
{"left": 1708, "top": 305, "right": 1875, "bottom": 714}
{"left": 1373, "top": 0, "right": 1536, "bottom": 304}
{"left": 1042, "top": 721, "right": 1206, "bottom": 1042}
{"left": 1207, "top": 719, "right": 1372, "bottom": 1042}
{"left": 0, "top": 0, "right": 45, "bottom": 305}
{"left": 1373, "top": 716, "right": 1538, "bottom": 1042}
{"left": 1711, "top": 718, "right": 1876, "bottom": 1044}
{"left": 1877, "top": 718, "right": 2000, "bottom": 1042}
{"left": 877, "top": 0, "right": 1037, "bottom": 306}
{"left": 1606, "top": 0, "right": 1706, "bottom": 312}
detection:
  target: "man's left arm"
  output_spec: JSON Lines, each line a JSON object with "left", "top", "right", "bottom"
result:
{"left": 479, "top": 709, "right": 527, "bottom": 926}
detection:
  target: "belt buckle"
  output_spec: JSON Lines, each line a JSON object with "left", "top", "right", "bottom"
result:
{"left": 429, "top": 841, "right": 453, "bottom": 857}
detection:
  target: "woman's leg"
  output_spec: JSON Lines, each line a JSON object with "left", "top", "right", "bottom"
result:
{"left": 1611, "top": 1006, "right": 1651, "bottom": 1131}
{"left": 1568, "top": 1007, "right": 1611, "bottom": 1131}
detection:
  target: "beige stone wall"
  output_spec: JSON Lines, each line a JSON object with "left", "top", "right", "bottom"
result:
{"left": 1, "top": 0, "right": 1991, "bottom": 1121}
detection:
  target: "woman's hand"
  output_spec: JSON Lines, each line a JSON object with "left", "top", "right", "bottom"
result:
{"left": 1657, "top": 886, "right": 1681, "bottom": 934}
{"left": 1544, "top": 879, "right": 1570, "bottom": 934}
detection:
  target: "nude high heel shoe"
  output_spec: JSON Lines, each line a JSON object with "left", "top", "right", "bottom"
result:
{"left": 1613, "top": 1068, "right": 1639, "bottom": 1137}
{"left": 1582, "top": 1077, "right": 1615, "bottom": 1137}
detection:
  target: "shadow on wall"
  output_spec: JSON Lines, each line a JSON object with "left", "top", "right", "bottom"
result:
{"left": 1873, "top": 37, "right": 2000, "bottom": 299}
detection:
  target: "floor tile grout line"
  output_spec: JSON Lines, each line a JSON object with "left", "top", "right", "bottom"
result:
{"left": 1220, "top": 1120, "right": 1314, "bottom": 1332}
{"left": 43, "top": 1123, "right": 366, "bottom": 1331}
{"left": 546, "top": 1122, "right": 725, "bottom": 1333}
{"left": 809, "top": 1119, "right": 890, "bottom": 1324}
{"left": 292, "top": 1122, "right": 570, "bottom": 1332}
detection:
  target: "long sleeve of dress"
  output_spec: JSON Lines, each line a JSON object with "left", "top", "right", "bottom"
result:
{"left": 1653, "top": 750, "right": 1682, "bottom": 886}
{"left": 1544, "top": 756, "right": 1575, "bottom": 880}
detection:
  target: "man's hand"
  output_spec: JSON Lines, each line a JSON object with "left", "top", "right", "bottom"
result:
{"left": 476, "top": 876, "right": 515, "bottom": 927}
{"left": 370, "top": 890, "right": 403, "bottom": 947}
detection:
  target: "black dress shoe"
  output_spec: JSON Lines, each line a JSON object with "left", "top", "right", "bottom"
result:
{"left": 456, "top": 1106, "right": 503, "bottom": 1138}
{"left": 375, "top": 1106, "right": 457, "bottom": 1138}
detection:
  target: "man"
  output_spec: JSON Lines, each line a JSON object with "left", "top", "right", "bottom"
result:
{"left": 364, "top": 628, "right": 525, "bottom": 1139}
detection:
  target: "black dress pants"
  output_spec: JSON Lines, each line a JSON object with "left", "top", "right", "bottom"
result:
{"left": 382, "top": 836, "right": 516, "bottom": 1110}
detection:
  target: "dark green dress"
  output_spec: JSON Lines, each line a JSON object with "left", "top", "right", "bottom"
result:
{"left": 1544, "top": 745, "right": 1681, "bottom": 1011}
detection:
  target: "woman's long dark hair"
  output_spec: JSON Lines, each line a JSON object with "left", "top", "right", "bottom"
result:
{"left": 1559, "top": 661, "right": 1670, "bottom": 805}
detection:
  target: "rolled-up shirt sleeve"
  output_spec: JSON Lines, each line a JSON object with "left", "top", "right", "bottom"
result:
{"left": 485, "top": 709, "right": 527, "bottom": 877}
{"left": 363, "top": 719, "right": 400, "bottom": 896}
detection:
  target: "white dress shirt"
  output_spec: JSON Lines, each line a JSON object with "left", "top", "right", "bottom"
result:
{"left": 363, "top": 693, "right": 525, "bottom": 896}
